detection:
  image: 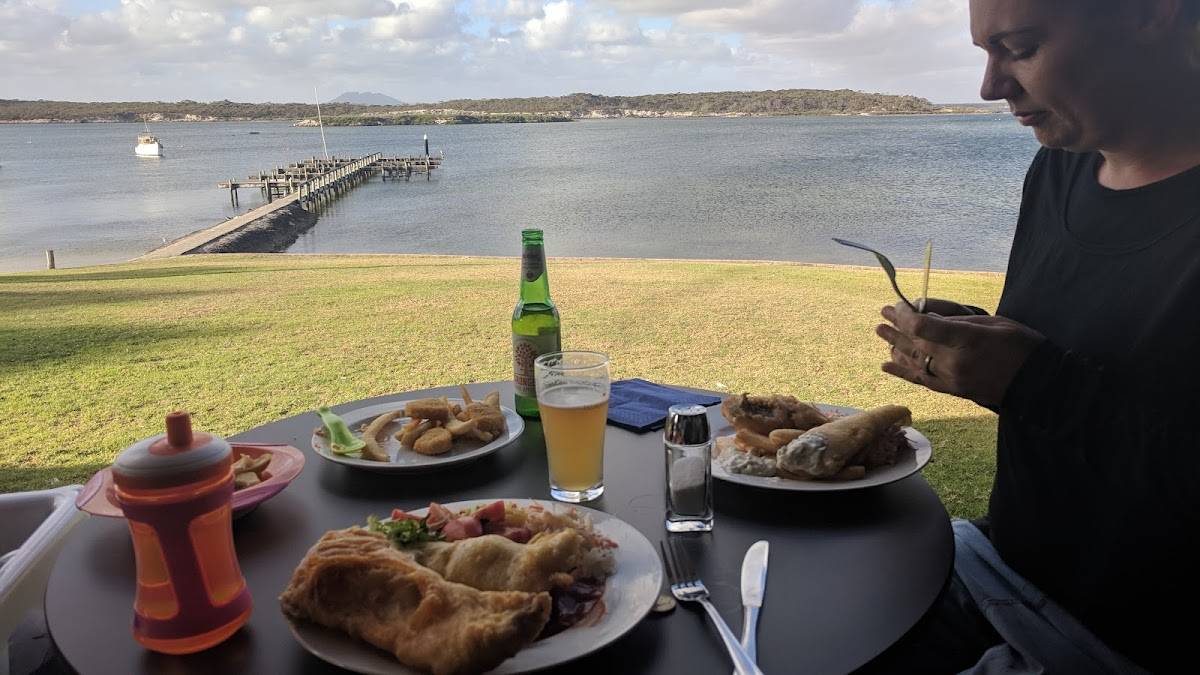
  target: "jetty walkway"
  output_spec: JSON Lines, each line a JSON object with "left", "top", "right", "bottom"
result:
{"left": 137, "top": 153, "right": 442, "bottom": 260}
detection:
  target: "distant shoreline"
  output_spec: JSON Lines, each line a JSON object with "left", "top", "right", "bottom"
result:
{"left": 0, "top": 89, "right": 1006, "bottom": 125}
{"left": 0, "top": 110, "right": 1003, "bottom": 126}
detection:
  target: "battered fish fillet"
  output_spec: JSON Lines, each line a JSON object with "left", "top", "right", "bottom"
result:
{"left": 279, "top": 528, "right": 551, "bottom": 675}
{"left": 412, "top": 529, "right": 583, "bottom": 593}
{"left": 778, "top": 405, "right": 912, "bottom": 478}
{"left": 721, "top": 394, "right": 830, "bottom": 435}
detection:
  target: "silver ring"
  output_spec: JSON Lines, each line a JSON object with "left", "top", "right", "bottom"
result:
{"left": 923, "top": 354, "right": 935, "bottom": 376}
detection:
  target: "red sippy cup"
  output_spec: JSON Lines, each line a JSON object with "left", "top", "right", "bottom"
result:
{"left": 111, "top": 411, "right": 252, "bottom": 654}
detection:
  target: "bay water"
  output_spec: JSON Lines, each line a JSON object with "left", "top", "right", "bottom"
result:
{"left": 0, "top": 115, "right": 1038, "bottom": 273}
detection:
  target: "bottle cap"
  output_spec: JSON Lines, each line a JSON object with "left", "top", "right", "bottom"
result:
{"left": 664, "top": 404, "right": 711, "bottom": 446}
{"left": 112, "top": 412, "right": 232, "bottom": 490}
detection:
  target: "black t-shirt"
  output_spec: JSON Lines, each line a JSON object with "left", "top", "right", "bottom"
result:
{"left": 993, "top": 148, "right": 1200, "bottom": 672}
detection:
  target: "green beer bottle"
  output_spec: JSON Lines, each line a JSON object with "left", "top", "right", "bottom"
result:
{"left": 512, "top": 229, "right": 561, "bottom": 417}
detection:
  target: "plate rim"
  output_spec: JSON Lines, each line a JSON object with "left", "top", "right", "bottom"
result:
{"left": 711, "top": 403, "right": 933, "bottom": 492}
{"left": 310, "top": 400, "right": 526, "bottom": 473}
{"left": 286, "top": 497, "right": 663, "bottom": 675}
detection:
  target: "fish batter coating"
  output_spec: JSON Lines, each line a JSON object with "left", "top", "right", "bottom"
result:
{"left": 404, "top": 398, "right": 453, "bottom": 421}
{"left": 279, "top": 528, "right": 550, "bottom": 675}
{"left": 778, "top": 405, "right": 911, "bottom": 478}
{"left": 721, "top": 393, "right": 830, "bottom": 435}
{"left": 412, "top": 529, "right": 583, "bottom": 593}
{"left": 413, "top": 427, "right": 454, "bottom": 455}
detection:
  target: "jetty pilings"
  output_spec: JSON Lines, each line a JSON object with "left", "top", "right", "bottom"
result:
{"left": 138, "top": 151, "right": 443, "bottom": 260}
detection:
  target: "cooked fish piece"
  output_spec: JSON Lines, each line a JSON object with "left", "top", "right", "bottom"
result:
{"left": 778, "top": 405, "right": 912, "bottom": 478}
{"left": 404, "top": 398, "right": 453, "bottom": 421}
{"left": 721, "top": 394, "right": 830, "bottom": 435}
{"left": 279, "top": 528, "right": 550, "bottom": 675}
{"left": 413, "top": 427, "right": 454, "bottom": 455}
{"left": 412, "top": 529, "right": 583, "bottom": 593}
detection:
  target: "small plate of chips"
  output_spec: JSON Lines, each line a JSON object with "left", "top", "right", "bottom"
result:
{"left": 310, "top": 391, "right": 525, "bottom": 474}
{"left": 76, "top": 443, "right": 306, "bottom": 518}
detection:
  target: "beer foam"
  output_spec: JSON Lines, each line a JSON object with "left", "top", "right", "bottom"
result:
{"left": 540, "top": 384, "right": 608, "bottom": 408}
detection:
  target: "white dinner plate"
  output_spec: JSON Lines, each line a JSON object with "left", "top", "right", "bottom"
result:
{"left": 712, "top": 404, "right": 933, "bottom": 492}
{"left": 287, "top": 498, "right": 663, "bottom": 674}
{"left": 311, "top": 400, "right": 525, "bottom": 473}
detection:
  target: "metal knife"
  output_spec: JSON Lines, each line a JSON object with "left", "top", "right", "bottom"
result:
{"left": 737, "top": 540, "right": 769, "bottom": 668}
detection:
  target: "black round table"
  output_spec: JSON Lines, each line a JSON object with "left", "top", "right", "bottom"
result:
{"left": 45, "top": 383, "right": 953, "bottom": 674}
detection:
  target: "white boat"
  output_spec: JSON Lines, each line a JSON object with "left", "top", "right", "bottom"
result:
{"left": 135, "top": 133, "right": 163, "bottom": 157}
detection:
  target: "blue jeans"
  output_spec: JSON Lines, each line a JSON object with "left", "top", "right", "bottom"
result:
{"left": 857, "top": 520, "right": 1146, "bottom": 675}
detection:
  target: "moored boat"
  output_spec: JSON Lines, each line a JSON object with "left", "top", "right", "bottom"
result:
{"left": 135, "top": 134, "right": 163, "bottom": 157}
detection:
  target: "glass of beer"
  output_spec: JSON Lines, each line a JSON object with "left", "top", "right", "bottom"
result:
{"left": 534, "top": 351, "right": 610, "bottom": 503}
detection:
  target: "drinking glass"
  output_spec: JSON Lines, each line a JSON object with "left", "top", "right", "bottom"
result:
{"left": 534, "top": 351, "right": 610, "bottom": 503}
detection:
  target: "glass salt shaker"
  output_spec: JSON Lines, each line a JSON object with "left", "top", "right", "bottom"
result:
{"left": 664, "top": 404, "right": 714, "bottom": 532}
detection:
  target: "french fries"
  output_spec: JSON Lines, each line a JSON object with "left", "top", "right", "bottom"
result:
{"left": 387, "top": 386, "right": 508, "bottom": 457}
{"left": 232, "top": 452, "right": 271, "bottom": 489}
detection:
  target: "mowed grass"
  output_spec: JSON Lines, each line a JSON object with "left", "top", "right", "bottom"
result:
{"left": 0, "top": 254, "right": 1003, "bottom": 518}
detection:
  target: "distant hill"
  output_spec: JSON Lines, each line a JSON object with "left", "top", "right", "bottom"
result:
{"left": 328, "top": 92, "right": 403, "bottom": 105}
{"left": 0, "top": 89, "right": 949, "bottom": 124}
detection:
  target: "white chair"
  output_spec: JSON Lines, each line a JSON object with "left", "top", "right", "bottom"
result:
{"left": 0, "top": 486, "right": 87, "bottom": 675}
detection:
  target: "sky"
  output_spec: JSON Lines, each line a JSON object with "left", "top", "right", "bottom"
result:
{"left": 0, "top": 0, "right": 992, "bottom": 104}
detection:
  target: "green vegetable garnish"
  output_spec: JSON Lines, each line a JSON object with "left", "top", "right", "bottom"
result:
{"left": 316, "top": 406, "right": 366, "bottom": 455}
{"left": 367, "top": 514, "right": 442, "bottom": 546}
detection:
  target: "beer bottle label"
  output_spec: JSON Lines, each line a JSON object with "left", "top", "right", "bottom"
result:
{"left": 522, "top": 247, "right": 544, "bottom": 282}
{"left": 512, "top": 331, "right": 561, "bottom": 398}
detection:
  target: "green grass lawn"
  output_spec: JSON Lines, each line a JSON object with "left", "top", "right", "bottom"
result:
{"left": 0, "top": 254, "right": 1004, "bottom": 518}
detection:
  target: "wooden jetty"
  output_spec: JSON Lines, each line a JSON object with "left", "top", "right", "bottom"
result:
{"left": 218, "top": 154, "right": 442, "bottom": 207}
{"left": 138, "top": 152, "right": 442, "bottom": 260}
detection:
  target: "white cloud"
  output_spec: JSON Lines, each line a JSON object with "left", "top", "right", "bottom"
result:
{"left": 0, "top": 0, "right": 991, "bottom": 103}
{"left": 367, "top": 0, "right": 461, "bottom": 40}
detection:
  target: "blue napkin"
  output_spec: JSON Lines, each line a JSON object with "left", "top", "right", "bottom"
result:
{"left": 607, "top": 379, "right": 723, "bottom": 433}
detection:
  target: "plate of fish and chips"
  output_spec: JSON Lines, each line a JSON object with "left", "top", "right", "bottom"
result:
{"left": 711, "top": 394, "right": 932, "bottom": 492}
{"left": 311, "top": 387, "right": 525, "bottom": 474}
{"left": 282, "top": 498, "right": 663, "bottom": 675}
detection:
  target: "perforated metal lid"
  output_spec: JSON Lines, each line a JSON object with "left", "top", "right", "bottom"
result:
{"left": 664, "top": 404, "right": 711, "bottom": 446}
{"left": 112, "top": 412, "right": 231, "bottom": 490}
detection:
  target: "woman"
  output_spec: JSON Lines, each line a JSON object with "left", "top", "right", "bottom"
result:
{"left": 863, "top": 1, "right": 1200, "bottom": 672}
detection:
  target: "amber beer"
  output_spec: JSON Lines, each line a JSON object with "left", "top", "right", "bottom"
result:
{"left": 541, "top": 387, "right": 608, "bottom": 491}
{"left": 534, "top": 352, "right": 610, "bottom": 503}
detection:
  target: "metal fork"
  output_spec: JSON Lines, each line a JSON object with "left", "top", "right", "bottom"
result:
{"left": 661, "top": 539, "right": 765, "bottom": 675}
{"left": 832, "top": 237, "right": 919, "bottom": 311}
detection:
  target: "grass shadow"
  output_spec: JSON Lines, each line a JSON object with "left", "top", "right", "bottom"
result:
{"left": 0, "top": 462, "right": 107, "bottom": 495}
{"left": 0, "top": 288, "right": 216, "bottom": 312}
{"left": 0, "top": 265, "right": 258, "bottom": 284}
{"left": 0, "top": 322, "right": 250, "bottom": 370}
{"left": 0, "top": 259, "right": 508, "bottom": 285}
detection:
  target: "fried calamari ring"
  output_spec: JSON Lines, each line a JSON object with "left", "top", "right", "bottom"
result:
{"left": 397, "top": 419, "right": 434, "bottom": 448}
{"left": 735, "top": 429, "right": 779, "bottom": 454}
{"left": 768, "top": 428, "right": 805, "bottom": 447}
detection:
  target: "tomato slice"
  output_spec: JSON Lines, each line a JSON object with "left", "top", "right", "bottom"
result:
{"left": 474, "top": 500, "right": 506, "bottom": 524}
{"left": 426, "top": 502, "right": 454, "bottom": 530}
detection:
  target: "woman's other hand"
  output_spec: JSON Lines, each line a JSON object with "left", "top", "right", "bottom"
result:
{"left": 877, "top": 301, "right": 1044, "bottom": 407}
{"left": 915, "top": 297, "right": 988, "bottom": 317}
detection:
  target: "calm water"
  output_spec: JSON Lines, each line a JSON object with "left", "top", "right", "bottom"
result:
{"left": 0, "top": 116, "right": 1038, "bottom": 273}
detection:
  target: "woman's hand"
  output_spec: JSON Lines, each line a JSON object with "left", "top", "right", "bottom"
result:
{"left": 914, "top": 297, "right": 986, "bottom": 317}
{"left": 876, "top": 301, "right": 1045, "bottom": 407}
